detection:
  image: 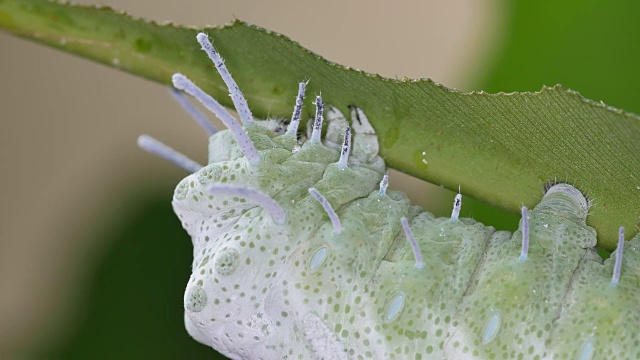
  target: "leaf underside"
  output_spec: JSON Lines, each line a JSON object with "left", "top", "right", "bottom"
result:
{"left": 1, "top": 0, "right": 638, "bottom": 250}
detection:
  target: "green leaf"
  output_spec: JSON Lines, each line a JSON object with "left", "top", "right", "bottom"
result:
{"left": 1, "top": 0, "right": 638, "bottom": 250}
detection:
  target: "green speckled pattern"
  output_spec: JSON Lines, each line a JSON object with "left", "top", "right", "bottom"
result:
{"left": 543, "top": 233, "right": 640, "bottom": 360}
{"left": 444, "top": 185, "right": 597, "bottom": 359}
{"left": 173, "top": 112, "right": 639, "bottom": 359}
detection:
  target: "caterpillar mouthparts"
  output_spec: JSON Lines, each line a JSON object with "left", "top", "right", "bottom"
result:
{"left": 137, "top": 33, "right": 640, "bottom": 360}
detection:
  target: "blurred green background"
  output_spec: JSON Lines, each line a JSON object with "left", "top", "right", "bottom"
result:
{"left": 1, "top": 0, "right": 639, "bottom": 359}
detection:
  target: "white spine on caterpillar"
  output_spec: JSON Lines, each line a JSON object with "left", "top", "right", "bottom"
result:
{"left": 138, "top": 33, "right": 640, "bottom": 360}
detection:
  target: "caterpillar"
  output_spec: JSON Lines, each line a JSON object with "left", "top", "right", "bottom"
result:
{"left": 137, "top": 33, "right": 640, "bottom": 360}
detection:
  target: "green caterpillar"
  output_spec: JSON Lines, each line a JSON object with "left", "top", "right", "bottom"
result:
{"left": 138, "top": 33, "right": 640, "bottom": 360}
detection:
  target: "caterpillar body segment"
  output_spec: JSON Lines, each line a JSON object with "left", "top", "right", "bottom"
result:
{"left": 444, "top": 184, "right": 597, "bottom": 360}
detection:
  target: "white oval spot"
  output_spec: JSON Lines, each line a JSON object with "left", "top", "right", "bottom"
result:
{"left": 385, "top": 293, "right": 405, "bottom": 322}
{"left": 577, "top": 340, "right": 595, "bottom": 360}
{"left": 482, "top": 312, "right": 501, "bottom": 344}
{"left": 308, "top": 247, "right": 328, "bottom": 272}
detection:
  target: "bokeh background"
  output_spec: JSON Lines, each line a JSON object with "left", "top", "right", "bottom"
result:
{"left": 1, "top": 0, "right": 639, "bottom": 358}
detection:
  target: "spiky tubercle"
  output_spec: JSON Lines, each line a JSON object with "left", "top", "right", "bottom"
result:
{"left": 196, "top": 33, "right": 253, "bottom": 125}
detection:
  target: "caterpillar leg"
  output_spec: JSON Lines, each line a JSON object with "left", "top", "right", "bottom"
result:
{"left": 349, "top": 105, "right": 379, "bottom": 163}
{"left": 316, "top": 105, "right": 382, "bottom": 168}
{"left": 324, "top": 106, "right": 349, "bottom": 149}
